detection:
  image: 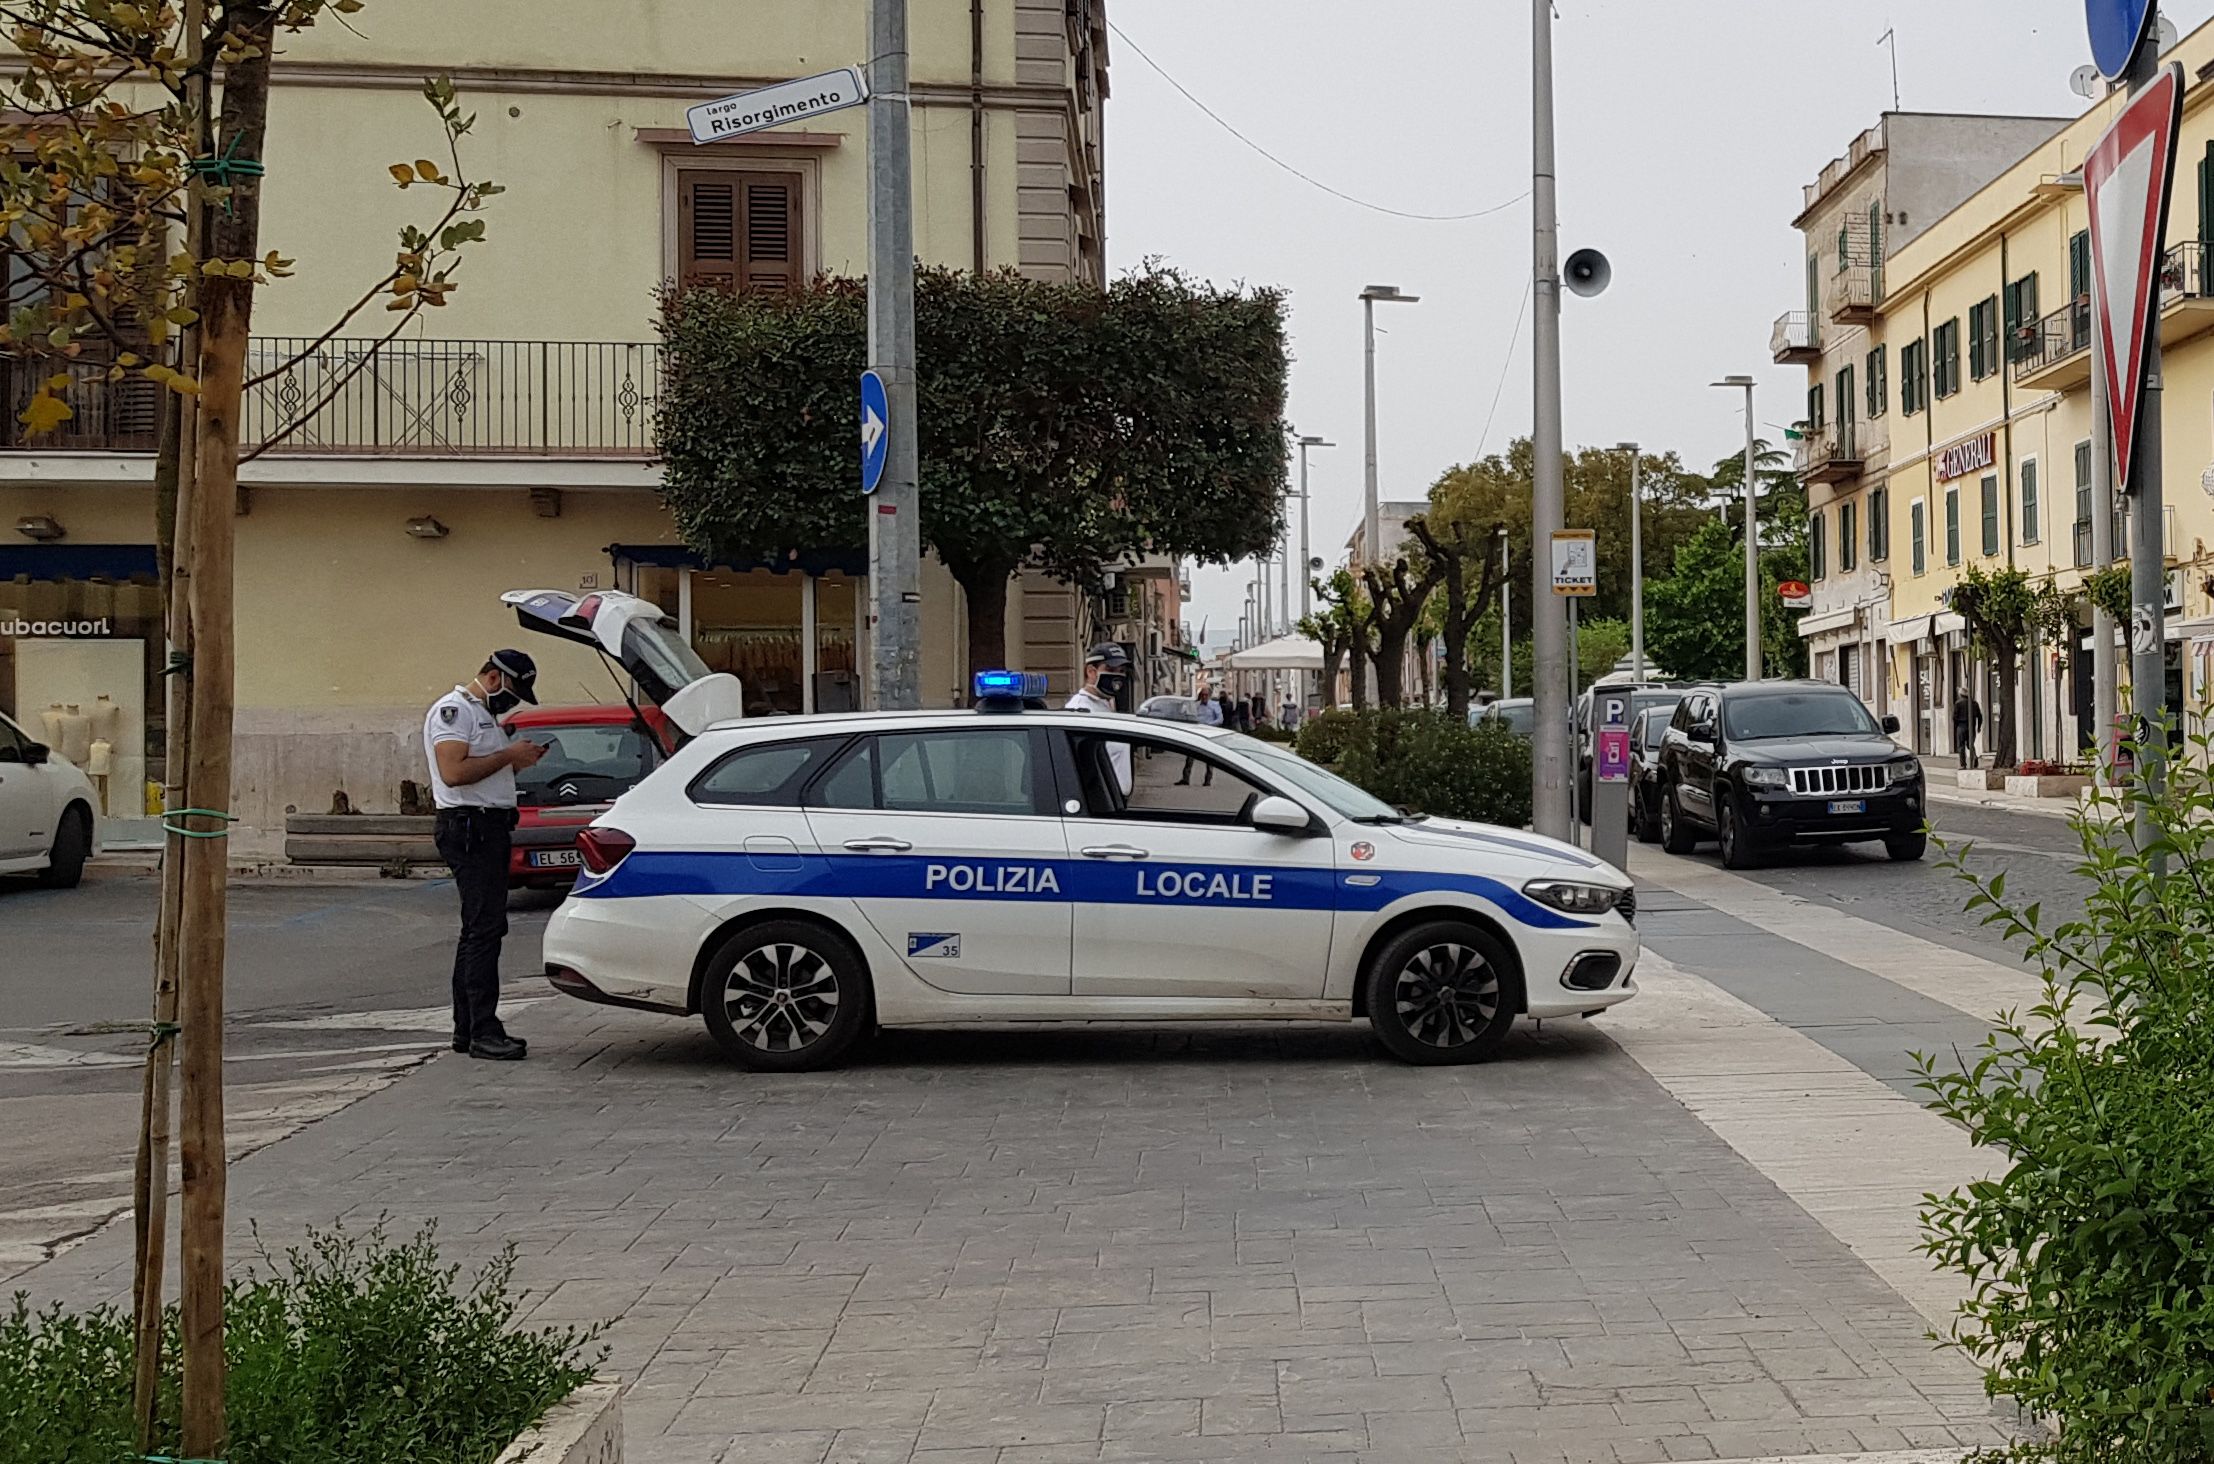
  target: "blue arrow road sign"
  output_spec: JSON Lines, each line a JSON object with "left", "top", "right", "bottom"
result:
{"left": 859, "top": 369, "right": 889, "bottom": 494}
{"left": 2088, "top": 0, "right": 2155, "bottom": 80}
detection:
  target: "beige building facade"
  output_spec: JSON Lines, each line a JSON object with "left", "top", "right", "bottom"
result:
{"left": 1780, "top": 30, "right": 2214, "bottom": 762}
{"left": 0, "top": 0, "right": 1147, "bottom": 831}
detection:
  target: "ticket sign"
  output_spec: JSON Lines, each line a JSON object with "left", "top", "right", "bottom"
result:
{"left": 1551, "top": 530, "right": 1597, "bottom": 597}
{"left": 1595, "top": 691, "right": 1632, "bottom": 783}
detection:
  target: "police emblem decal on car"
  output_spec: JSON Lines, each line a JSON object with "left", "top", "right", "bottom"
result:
{"left": 907, "top": 933, "right": 961, "bottom": 958}
{"left": 1350, "top": 841, "right": 1376, "bottom": 861}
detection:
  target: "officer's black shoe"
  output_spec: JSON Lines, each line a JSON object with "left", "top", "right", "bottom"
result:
{"left": 452, "top": 1038, "right": 468, "bottom": 1054}
{"left": 468, "top": 1035, "right": 527, "bottom": 1061}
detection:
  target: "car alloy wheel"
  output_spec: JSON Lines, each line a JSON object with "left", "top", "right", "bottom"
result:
{"left": 701, "top": 919, "right": 872, "bottom": 1071}
{"left": 1363, "top": 920, "right": 1518, "bottom": 1065}
{"left": 725, "top": 941, "right": 840, "bottom": 1052}
{"left": 1394, "top": 941, "right": 1501, "bottom": 1049}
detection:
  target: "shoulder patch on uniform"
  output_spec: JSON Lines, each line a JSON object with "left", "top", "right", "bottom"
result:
{"left": 439, "top": 704, "right": 458, "bottom": 724}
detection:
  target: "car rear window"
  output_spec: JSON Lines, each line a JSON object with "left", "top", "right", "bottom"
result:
{"left": 690, "top": 736, "right": 847, "bottom": 807}
{"left": 515, "top": 724, "right": 660, "bottom": 807}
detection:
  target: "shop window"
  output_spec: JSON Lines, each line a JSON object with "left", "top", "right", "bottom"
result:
{"left": 0, "top": 559, "right": 166, "bottom": 818}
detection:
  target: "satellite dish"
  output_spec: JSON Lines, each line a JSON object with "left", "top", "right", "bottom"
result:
{"left": 2070, "top": 64, "right": 2103, "bottom": 100}
{"left": 2158, "top": 15, "right": 2179, "bottom": 52}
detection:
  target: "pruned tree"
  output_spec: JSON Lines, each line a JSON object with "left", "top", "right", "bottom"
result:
{"left": 1407, "top": 511, "right": 1506, "bottom": 721}
{"left": 0, "top": 6, "right": 496, "bottom": 1454}
{"left": 655, "top": 266, "right": 1289, "bottom": 685}
{"left": 1310, "top": 568, "right": 1374, "bottom": 709}
{"left": 1297, "top": 607, "right": 1351, "bottom": 710}
{"left": 1950, "top": 564, "right": 2076, "bottom": 770}
{"left": 1360, "top": 551, "right": 1444, "bottom": 708}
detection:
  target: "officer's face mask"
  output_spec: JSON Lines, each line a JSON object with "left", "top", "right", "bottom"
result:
{"left": 1096, "top": 670, "right": 1128, "bottom": 700}
{"left": 484, "top": 676, "right": 523, "bottom": 717}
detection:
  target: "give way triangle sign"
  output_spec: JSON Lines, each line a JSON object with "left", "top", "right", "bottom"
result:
{"left": 2085, "top": 61, "right": 2184, "bottom": 492}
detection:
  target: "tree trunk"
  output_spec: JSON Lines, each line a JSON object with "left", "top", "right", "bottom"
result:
{"left": 1440, "top": 568, "right": 1472, "bottom": 722}
{"left": 1374, "top": 623, "right": 1408, "bottom": 707}
{"left": 1348, "top": 640, "right": 1370, "bottom": 710}
{"left": 179, "top": 30, "right": 275, "bottom": 1460}
{"left": 1992, "top": 644, "right": 2020, "bottom": 769}
{"left": 950, "top": 562, "right": 1013, "bottom": 696}
{"left": 1320, "top": 644, "right": 1343, "bottom": 710}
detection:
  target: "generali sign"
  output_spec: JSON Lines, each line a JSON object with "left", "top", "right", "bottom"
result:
{"left": 1934, "top": 432, "right": 1996, "bottom": 482}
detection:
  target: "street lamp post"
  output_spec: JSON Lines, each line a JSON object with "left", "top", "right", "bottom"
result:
{"left": 1497, "top": 525, "right": 1512, "bottom": 700}
{"left": 1618, "top": 442, "right": 1644, "bottom": 683}
{"left": 1360, "top": 285, "right": 1419, "bottom": 564}
{"left": 1529, "top": 0, "right": 1570, "bottom": 838}
{"left": 1296, "top": 436, "right": 1333, "bottom": 628}
{"left": 1714, "top": 375, "right": 1761, "bottom": 680}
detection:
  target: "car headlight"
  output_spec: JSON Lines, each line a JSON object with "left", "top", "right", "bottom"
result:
{"left": 1523, "top": 879, "right": 1626, "bottom": 915}
{"left": 1887, "top": 757, "right": 1923, "bottom": 782}
{"left": 1740, "top": 766, "right": 1788, "bottom": 789}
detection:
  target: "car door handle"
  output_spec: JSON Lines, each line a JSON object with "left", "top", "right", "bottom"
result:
{"left": 841, "top": 836, "right": 912, "bottom": 853}
{"left": 1080, "top": 844, "right": 1148, "bottom": 860}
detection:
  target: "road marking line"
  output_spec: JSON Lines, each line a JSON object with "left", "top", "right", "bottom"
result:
{"left": 260, "top": 997, "right": 549, "bottom": 1032}
{"left": 1604, "top": 951, "right": 1998, "bottom": 1333}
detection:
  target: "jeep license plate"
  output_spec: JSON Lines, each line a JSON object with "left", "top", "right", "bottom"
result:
{"left": 529, "top": 849, "right": 582, "bottom": 869}
{"left": 1827, "top": 799, "right": 1865, "bottom": 815}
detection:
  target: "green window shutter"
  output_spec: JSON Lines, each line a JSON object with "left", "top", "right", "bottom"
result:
{"left": 1837, "top": 365, "right": 1854, "bottom": 429}
{"left": 1912, "top": 500, "right": 1926, "bottom": 574}
{"left": 1807, "top": 383, "right": 1824, "bottom": 431}
{"left": 1807, "top": 254, "right": 1820, "bottom": 315}
{"left": 1841, "top": 501, "right": 1857, "bottom": 571}
{"left": 2021, "top": 460, "right": 2039, "bottom": 545}
{"left": 1946, "top": 488, "right": 1961, "bottom": 564}
{"left": 1812, "top": 511, "right": 1825, "bottom": 581}
{"left": 2200, "top": 142, "right": 2214, "bottom": 245}
{"left": 1980, "top": 475, "right": 1999, "bottom": 557}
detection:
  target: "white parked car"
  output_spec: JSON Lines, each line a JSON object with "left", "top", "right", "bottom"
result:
{"left": 0, "top": 710, "right": 102, "bottom": 886}
{"left": 541, "top": 673, "right": 1639, "bottom": 1070}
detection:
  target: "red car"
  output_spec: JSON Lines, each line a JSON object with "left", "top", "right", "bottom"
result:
{"left": 502, "top": 703, "right": 672, "bottom": 888}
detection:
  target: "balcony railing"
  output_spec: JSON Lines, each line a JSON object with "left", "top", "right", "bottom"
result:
{"left": 1825, "top": 265, "right": 1881, "bottom": 324}
{"left": 1770, "top": 310, "right": 1820, "bottom": 363}
{"left": 2011, "top": 299, "right": 2092, "bottom": 388}
{"left": 1794, "top": 420, "right": 1863, "bottom": 485}
{"left": 2162, "top": 240, "right": 2214, "bottom": 303}
{"left": 3, "top": 338, "right": 660, "bottom": 456}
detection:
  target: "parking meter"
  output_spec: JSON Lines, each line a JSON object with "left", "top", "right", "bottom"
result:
{"left": 1590, "top": 689, "right": 1632, "bottom": 871}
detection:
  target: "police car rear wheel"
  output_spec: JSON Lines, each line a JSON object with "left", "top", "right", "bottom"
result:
{"left": 1364, "top": 921, "right": 1517, "bottom": 1065}
{"left": 700, "top": 920, "right": 871, "bottom": 1072}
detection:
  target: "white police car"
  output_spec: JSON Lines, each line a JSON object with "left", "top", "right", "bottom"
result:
{"left": 541, "top": 672, "right": 1639, "bottom": 1070}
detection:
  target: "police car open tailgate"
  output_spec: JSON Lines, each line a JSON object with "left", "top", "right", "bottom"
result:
{"left": 502, "top": 588, "right": 743, "bottom": 737}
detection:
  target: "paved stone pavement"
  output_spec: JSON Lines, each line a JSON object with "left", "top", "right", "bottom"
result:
{"left": 15, "top": 985, "right": 2010, "bottom": 1464}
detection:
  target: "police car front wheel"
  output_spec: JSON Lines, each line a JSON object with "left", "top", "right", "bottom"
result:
{"left": 700, "top": 920, "right": 873, "bottom": 1071}
{"left": 1363, "top": 921, "right": 1518, "bottom": 1066}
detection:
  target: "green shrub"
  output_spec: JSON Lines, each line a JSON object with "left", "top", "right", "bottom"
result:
{"left": 1921, "top": 738, "right": 2214, "bottom": 1464}
{"left": 1330, "top": 709, "right": 1532, "bottom": 828}
{"left": 0, "top": 1222, "right": 601, "bottom": 1464}
{"left": 1246, "top": 723, "right": 1297, "bottom": 745}
{"left": 1294, "top": 708, "right": 1361, "bottom": 766}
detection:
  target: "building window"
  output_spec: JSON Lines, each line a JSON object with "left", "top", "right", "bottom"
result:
{"left": 2003, "top": 272, "right": 2040, "bottom": 365}
{"left": 1933, "top": 319, "right": 1961, "bottom": 397}
{"left": 1969, "top": 296, "right": 1998, "bottom": 380}
{"left": 1911, "top": 497, "right": 1927, "bottom": 575}
{"left": 1807, "top": 254, "right": 1820, "bottom": 316}
{"left": 1901, "top": 338, "right": 1928, "bottom": 414}
{"left": 1811, "top": 509, "right": 1826, "bottom": 581}
{"left": 2020, "top": 457, "right": 2040, "bottom": 546}
{"left": 1945, "top": 485, "right": 1961, "bottom": 565}
{"left": 1866, "top": 345, "right": 1887, "bottom": 418}
{"left": 2069, "top": 231, "right": 2093, "bottom": 352}
{"left": 1806, "top": 382, "right": 1825, "bottom": 432}
{"left": 1869, "top": 484, "right": 1889, "bottom": 562}
{"left": 2074, "top": 438, "right": 2094, "bottom": 567}
{"left": 1840, "top": 499, "right": 1858, "bottom": 572}
{"left": 1979, "top": 473, "right": 1999, "bottom": 557}
{"left": 677, "top": 169, "right": 804, "bottom": 294}
{"left": 1835, "top": 364, "right": 1855, "bottom": 433}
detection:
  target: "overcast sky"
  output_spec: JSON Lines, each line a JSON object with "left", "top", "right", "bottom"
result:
{"left": 1102, "top": 0, "right": 2214, "bottom": 648}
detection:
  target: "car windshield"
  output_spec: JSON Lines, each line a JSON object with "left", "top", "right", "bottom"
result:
{"left": 1221, "top": 735, "right": 1403, "bottom": 821}
{"left": 514, "top": 723, "right": 661, "bottom": 806}
{"left": 1723, "top": 691, "right": 1881, "bottom": 740}
{"left": 1632, "top": 691, "right": 1680, "bottom": 724}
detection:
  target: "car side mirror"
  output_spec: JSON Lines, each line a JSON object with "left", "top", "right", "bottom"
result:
{"left": 1881, "top": 714, "right": 1902, "bottom": 735}
{"left": 1250, "top": 795, "right": 1314, "bottom": 835}
{"left": 18, "top": 742, "right": 47, "bottom": 766}
{"left": 1690, "top": 722, "right": 1718, "bottom": 745}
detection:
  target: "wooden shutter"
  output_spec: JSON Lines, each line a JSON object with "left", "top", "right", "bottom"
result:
{"left": 2199, "top": 143, "right": 2214, "bottom": 244}
{"left": 679, "top": 170, "right": 803, "bottom": 294}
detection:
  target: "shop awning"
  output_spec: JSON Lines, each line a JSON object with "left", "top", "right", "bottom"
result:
{"left": 0, "top": 543, "right": 159, "bottom": 582}
{"left": 1225, "top": 634, "right": 1324, "bottom": 671}
{"left": 1885, "top": 615, "right": 1930, "bottom": 645}
{"left": 1795, "top": 606, "right": 1858, "bottom": 637}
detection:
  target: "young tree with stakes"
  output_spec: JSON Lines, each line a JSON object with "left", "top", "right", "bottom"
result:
{"left": 0, "top": 4, "right": 497, "bottom": 1451}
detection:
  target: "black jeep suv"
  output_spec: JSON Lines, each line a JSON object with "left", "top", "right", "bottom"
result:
{"left": 1655, "top": 680, "right": 1926, "bottom": 868}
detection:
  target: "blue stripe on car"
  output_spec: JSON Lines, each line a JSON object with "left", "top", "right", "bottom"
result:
{"left": 570, "top": 852, "right": 1596, "bottom": 930}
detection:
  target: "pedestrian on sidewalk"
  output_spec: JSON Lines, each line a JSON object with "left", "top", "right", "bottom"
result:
{"left": 424, "top": 650, "right": 547, "bottom": 1062}
{"left": 1178, "top": 686, "right": 1219, "bottom": 786}
{"left": 1951, "top": 691, "right": 1984, "bottom": 769}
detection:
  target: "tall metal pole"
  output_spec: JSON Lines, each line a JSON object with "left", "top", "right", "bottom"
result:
{"left": 1499, "top": 527, "right": 1513, "bottom": 700}
{"left": 2091, "top": 281, "right": 2119, "bottom": 772}
{"left": 1741, "top": 384, "right": 1761, "bottom": 680}
{"left": 2124, "top": 12, "right": 2169, "bottom": 827}
{"left": 867, "top": 0, "right": 921, "bottom": 708}
{"left": 1297, "top": 441, "right": 1315, "bottom": 623}
{"left": 1529, "top": 0, "right": 1571, "bottom": 839}
{"left": 1362, "top": 296, "right": 1380, "bottom": 564}
{"left": 1621, "top": 442, "right": 1644, "bottom": 682}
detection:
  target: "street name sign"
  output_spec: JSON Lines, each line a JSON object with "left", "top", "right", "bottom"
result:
{"left": 1550, "top": 530, "right": 1597, "bottom": 597}
{"left": 2087, "top": 0, "right": 2156, "bottom": 81}
{"left": 687, "top": 67, "right": 869, "bottom": 144}
{"left": 2085, "top": 61, "right": 2183, "bottom": 494}
{"left": 860, "top": 370, "right": 890, "bottom": 494}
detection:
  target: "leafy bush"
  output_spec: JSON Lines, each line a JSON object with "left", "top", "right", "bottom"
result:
{"left": 1921, "top": 739, "right": 2214, "bottom": 1464}
{"left": 0, "top": 1222, "right": 600, "bottom": 1464}
{"left": 1329, "top": 709, "right": 1532, "bottom": 828}
{"left": 1246, "top": 723, "right": 1297, "bottom": 745}
{"left": 1294, "top": 708, "right": 1361, "bottom": 766}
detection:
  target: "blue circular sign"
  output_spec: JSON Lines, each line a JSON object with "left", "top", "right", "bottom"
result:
{"left": 2088, "top": 0, "right": 2155, "bottom": 80}
{"left": 859, "top": 369, "right": 890, "bottom": 494}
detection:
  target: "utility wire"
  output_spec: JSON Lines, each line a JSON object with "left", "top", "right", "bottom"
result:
{"left": 1475, "top": 279, "right": 1533, "bottom": 460}
{"left": 1107, "top": 19, "right": 1529, "bottom": 224}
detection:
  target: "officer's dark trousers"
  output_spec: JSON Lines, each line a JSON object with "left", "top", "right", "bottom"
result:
{"left": 435, "top": 807, "right": 515, "bottom": 1046}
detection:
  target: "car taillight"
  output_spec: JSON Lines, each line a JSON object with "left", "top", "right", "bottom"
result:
{"left": 576, "top": 827, "right": 636, "bottom": 874}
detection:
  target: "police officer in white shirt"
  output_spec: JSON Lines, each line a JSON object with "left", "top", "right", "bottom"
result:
{"left": 424, "top": 649, "right": 547, "bottom": 1061}
{"left": 1064, "top": 643, "right": 1132, "bottom": 796}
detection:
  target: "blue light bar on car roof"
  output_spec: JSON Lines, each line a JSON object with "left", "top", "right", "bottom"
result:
{"left": 973, "top": 670, "right": 1048, "bottom": 702}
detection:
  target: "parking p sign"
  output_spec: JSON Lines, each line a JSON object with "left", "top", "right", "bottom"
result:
{"left": 1595, "top": 692, "right": 1632, "bottom": 783}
